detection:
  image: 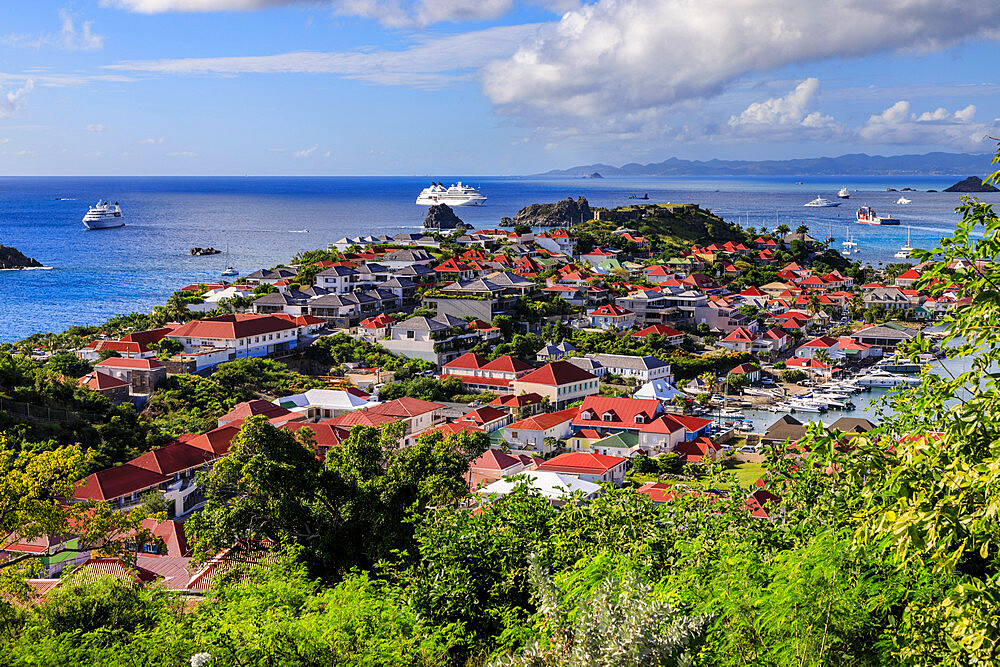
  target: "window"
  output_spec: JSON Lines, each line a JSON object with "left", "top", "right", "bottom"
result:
{"left": 407, "top": 331, "right": 415, "bottom": 339}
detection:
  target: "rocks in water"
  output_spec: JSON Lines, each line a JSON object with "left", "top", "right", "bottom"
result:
{"left": 943, "top": 176, "right": 1000, "bottom": 193}
{"left": 423, "top": 203, "right": 464, "bottom": 230}
{"left": 190, "top": 247, "right": 221, "bottom": 256}
{"left": 588, "top": 172, "right": 603, "bottom": 179}
{"left": 927, "top": 189, "right": 938, "bottom": 193}
{"left": 506, "top": 196, "right": 591, "bottom": 227}
{"left": 0, "top": 245, "right": 44, "bottom": 269}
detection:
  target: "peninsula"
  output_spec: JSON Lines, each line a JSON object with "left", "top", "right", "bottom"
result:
{"left": 0, "top": 245, "right": 44, "bottom": 270}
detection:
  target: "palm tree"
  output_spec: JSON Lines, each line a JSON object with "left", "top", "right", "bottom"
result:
{"left": 796, "top": 224, "right": 809, "bottom": 235}
{"left": 776, "top": 224, "right": 790, "bottom": 236}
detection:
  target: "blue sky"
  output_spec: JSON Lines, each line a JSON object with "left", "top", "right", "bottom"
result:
{"left": 1, "top": 0, "right": 998, "bottom": 175}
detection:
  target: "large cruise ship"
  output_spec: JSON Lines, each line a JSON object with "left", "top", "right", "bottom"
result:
{"left": 82, "top": 200, "right": 124, "bottom": 230}
{"left": 416, "top": 182, "right": 486, "bottom": 206}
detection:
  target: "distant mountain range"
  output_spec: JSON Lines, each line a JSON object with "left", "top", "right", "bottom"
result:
{"left": 538, "top": 152, "right": 994, "bottom": 178}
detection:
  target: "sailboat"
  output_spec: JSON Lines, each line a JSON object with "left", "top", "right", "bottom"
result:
{"left": 842, "top": 227, "right": 858, "bottom": 255}
{"left": 221, "top": 245, "right": 239, "bottom": 277}
{"left": 894, "top": 226, "right": 914, "bottom": 259}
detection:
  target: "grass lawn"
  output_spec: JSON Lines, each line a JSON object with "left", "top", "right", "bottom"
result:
{"left": 724, "top": 460, "right": 765, "bottom": 487}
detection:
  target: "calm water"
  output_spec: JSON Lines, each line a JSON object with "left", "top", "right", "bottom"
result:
{"left": 1, "top": 175, "right": 997, "bottom": 342}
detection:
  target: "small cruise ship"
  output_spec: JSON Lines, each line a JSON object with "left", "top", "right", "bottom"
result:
{"left": 857, "top": 206, "right": 899, "bottom": 225}
{"left": 803, "top": 196, "right": 840, "bottom": 207}
{"left": 82, "top": 200, "right": 124, "bottom": 230}
{"left": 837, "top": 187, "right": 850, "bottom": 199}
{"left": 416, "top": 182, "right": 487, "bottom": 206}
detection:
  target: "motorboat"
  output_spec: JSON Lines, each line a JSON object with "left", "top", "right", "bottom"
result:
{"left": 221, "top": 266, "right": 239, "bottom": 277}
{"left": 896, "top": 196, "right": 911, "bottom": 205}
{"left": 856, "top": 370, "right": 922, "bottom": 387}
{"left": 857, "top": 206, "right": 899, "bottom": 225}
{"left": 83, "top": 200, "right": 124, "bottom": 229}
{"left": 804, "top": 196, "right": 841, "bottom": 208}
{"left": 787, "top": 398, "right": 828, "bottom": 413}
{"left": 837, "top": 187, "right": 850, "bottom": 199}
{"left": 875, "top": 357, "right": 921, "bottom": 374}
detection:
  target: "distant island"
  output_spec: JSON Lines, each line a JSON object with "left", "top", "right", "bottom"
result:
{"left": 0, "top": 245, "right": 44, "bottom": 270}
{"left": 943, "top": 176, "right": 1000, "bottom": 193}
{"left": 538, "top": 151, "right": 993, "bottom": 178}
{"left": 501, "top": 196, "right": 592, "bottom": 227}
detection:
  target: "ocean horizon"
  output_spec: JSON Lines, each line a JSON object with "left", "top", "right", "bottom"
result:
{"left": 1, "top": 175, "right": 996, "bottom": 343}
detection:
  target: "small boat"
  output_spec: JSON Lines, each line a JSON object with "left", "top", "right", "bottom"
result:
{"left": 875, "top": 357, "right": 921, "bottom": 374}
{"left": 221, "top": 266, "right": 239, "bottom": 277}
{"left": 804, "top": 196, "right": 841, "bottom": 208}
{"left": 857, "top": 206, "right": 899, "bottom": 225}
{"left": 787, "top": 399, "right": 827, "bottom": 413}
{"left": 629, "top": 193, "right": 650, "bottom": 200}
{"left": 842, "top": 226, "right": 858, "bottom": 255}
{"left": 896, "top": 196, "right": 911, "bottom": 205}
{"left": 837, "top": 187, "right": 850, "bottom": 199}
{"left": 894, "top": 226, "right": 914, "bottom": 259}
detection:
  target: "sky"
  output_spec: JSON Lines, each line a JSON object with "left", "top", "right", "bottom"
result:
{"left": 0, "top": 0, "right": 999, "bottom": 175}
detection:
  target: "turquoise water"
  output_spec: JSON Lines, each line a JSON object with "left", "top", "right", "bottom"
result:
{"left": 0, "top": 175, "right": 996, "bottom": 342}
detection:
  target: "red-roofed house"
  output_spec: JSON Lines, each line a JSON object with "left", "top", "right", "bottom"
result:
{"left": 572, "top": 396, "right": 664, "bottom": 434}
{"left": 536, "top": 452, "right": 627, "bottom": 485}
{"left": 674, "top": 436, "right": 723, "bottom": 462}
{"left": 165, "top": 314, "right": 303, "bottom": 371}
{"left": 894, "top": 268, "right": 922, "bottom": 288}
{"left": 455, "top": 406, "right": 511, "bottom": 432}
{"left": 440, "top": 353, "right": 533, "bottom": 394}
{"left": 466, "top": 449, "right": 532, "bottom": 488}
{"left": 327, "top": 396, "right": 446, "bottom": 447}
{"left": 218, "top": 400, "right": 302, "bottom": 428}
{"left": 631, "top": 324, "right": 684, "bottom": 345}
{"left": 718, "top": 327, "right": 757, "bottom": 352}
{"left": 490, "top": 392, "right": 544, "bottom": 415}
{"left": 75, "top": 464, "right": 169, "bottom": 509}
{"left": 511, "top": 361, "right": 600, "bottom": 410}
{"left": 78, "top": 371, "right": 130, "bottom": 403}
{"left": 588, "top": 304, "right": 635, "bottom": 330}
{"left": 503, "top": 407, "right": 580, "bottom": 454}
{"left": 94, "top": 357, "right": 167, "bottom": 395}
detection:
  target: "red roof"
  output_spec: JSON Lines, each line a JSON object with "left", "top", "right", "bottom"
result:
{"left": 722, "top": 327, "right": 757, "bottom": 343}
{"left": 481, "top": 355, "right": 533, "bottom": 373}
{"left": 219, "top": 400, "right": 295, "bottom": 424}
{"left": 507, "top": 407, "right": 580, "bottom": 431}
{"left": 537, "top": 452, "right": 626, "bottom": 475}
{"left": 469, "top": 449, "right": 523, "bottom": 472}
{"left": 442, "top": 352, "right": 489, "bottom": 370}
{"left": 632, "top": 324, "right": 683, "bottom": 338}
{"left": 589, "top": 304, "right": 632, "bottom": 317}
{"left": 168, "top": 314, "right": 297, "bottom": 340}
{"left": 490, "top": 392, "right": 544, "bottom": 408}
{"left": 129, "top": 442, "right": 215, "bottom": 476}
{"left": 457, "top": 406, "right": 508, "bottom": 425}
{"left": 78, "top": 371, "right": 129, "bottom": 391}
{"left": 326, "top": 410, "right": 401, "bottom": 429}
{"left": 433, "top": 258, "right": 470, "bottom": 273}
{"left": 95, "top": 357, "right": 165, "bottom": 370}
{"left": 517, "top": 360, "right": 596, "bottom": 386}
{"left": 675, "top": 436, "right": 721, "bottom": 462}
{"left": 186, "top": 425, "right": 241, "bottom": 456}
{"left": 368, "top": 396, "right": 444, "bottom": 418}
{"left": 427, "top": 422, "right": 482, "bottom": 436}
{"left": 283, "top": 422, "right": 347, "bottom": 451}
{"left": 75, "top": 464, "right": 168, "bottom": 501}
{"left": 574, "top": 396, "right": 662, "bottom": 428}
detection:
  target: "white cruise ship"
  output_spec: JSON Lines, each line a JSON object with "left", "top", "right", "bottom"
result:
{"left": 82, "top": 200, "right": 124, "bottom": 229}
{"left": 416, "top": 182, "right": 486, "bottom": 206}
{"left": 837, "top": 187, "right": 850, "bottom": 199}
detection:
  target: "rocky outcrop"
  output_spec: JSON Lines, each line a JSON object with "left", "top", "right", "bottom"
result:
{"left": 0, "top": 245, "right": 43, "bottom": 269}
{"left": 423, "top": 204, "right": 464, "bottom": 230}
{"left": 944, "top": 176, "right": 1000, "bottom": 193}
{"left": 503, "top": 196, "right": 591, "bottom": 227}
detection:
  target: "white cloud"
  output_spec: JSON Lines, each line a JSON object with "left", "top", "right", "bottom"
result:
{"left": 106, "top": 23, "right": 540, "bottom": 89}
{"left": 293, "top": 144, "right": 319, "bottom": 158}
{"left": 482, "top": 0, "right": 1000, "bottom": 120}
{"left": 102, "top": 0, "right": 574, "bottom": 26}
{"left": 4, "top": 10, "right": 105, "bottom": 51}
{"left": 0, "top": 80, "right": 34, "bottom": 118}
{"left": 138, "top": 136, "right": 166, "bottom": 144}
{"left": 167, "top": 151, "right": 199, "bottom": 156}
{"left": 859, "top": 100, "right": 993, "bottom": 148}
{"left": 86, "top": 123, "right": 109, "bottom": 132}
{"left": 729, "top": 78, "right": 838, "bottom": 130}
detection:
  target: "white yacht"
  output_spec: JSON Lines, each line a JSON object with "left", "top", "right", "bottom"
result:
{"left": 856, "top": 370, "right": 922, "bottom": 387}
{"left": 896, "top": 196, "right": 912, "bottom": 205}
{"left": 894, "top": 226, "right": 915, "bottom": 259}
{"left": 837, "top": 187, "right": 850, "bottom": 199}
{"left": 82, "top": 200, "right": 124, "bottom": 230}
{"left": 221, "top": 266, "right": 239, "bottom": 277}
{"left": 416, "top": 182, "right": 487, "bottom": 207}
{"left": 804, "top": 196, "right": 840, "bottom": 208}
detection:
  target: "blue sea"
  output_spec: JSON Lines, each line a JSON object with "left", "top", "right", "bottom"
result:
{"left": 1, "top": 175, "right": 997, "bottom": 342}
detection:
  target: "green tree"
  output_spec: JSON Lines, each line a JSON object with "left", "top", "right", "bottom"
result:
{"left": 43, "top": 352, "right": 91, "bottom": 379}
